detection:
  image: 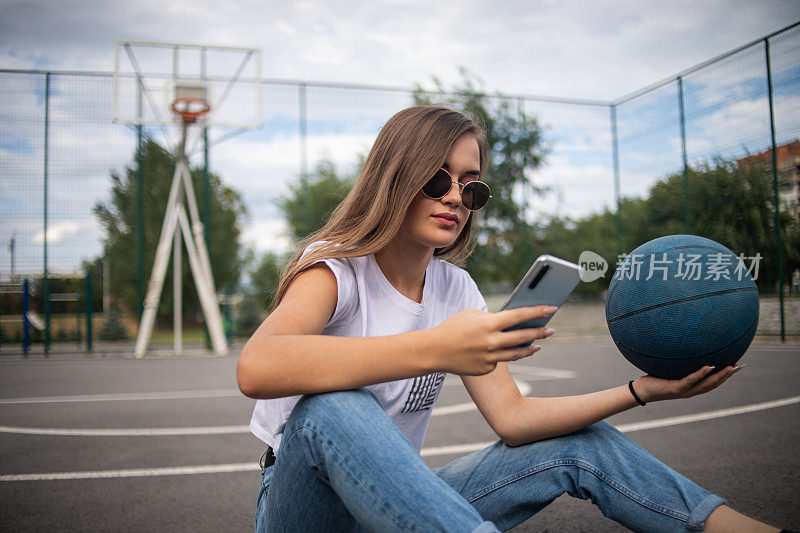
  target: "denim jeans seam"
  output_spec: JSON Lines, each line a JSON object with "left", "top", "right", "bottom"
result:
{"left": 466, "top": 458, "right": 691, "bottom": 523}
{"left": 281, "top": 424, "right": 417, "bottom": 532}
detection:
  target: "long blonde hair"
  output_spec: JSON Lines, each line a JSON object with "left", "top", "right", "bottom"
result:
{"left": 272, "top": 105, "right": 488, "bottom": 310}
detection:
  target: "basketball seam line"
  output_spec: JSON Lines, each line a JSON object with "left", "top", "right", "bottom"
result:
{"left": 607, "top": 286, "right": 757, "bottom": 323}
{"left": 611, "top": 314, "right": 759, "bottom": 361}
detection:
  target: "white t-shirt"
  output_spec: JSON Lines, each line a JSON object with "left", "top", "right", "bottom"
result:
{"left": 248, "top": 242, "right": 488, "bottom": 453}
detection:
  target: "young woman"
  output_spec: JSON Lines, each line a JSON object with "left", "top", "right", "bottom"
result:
{"left": 237, "top": 105, "right": 780, "bottom": 532}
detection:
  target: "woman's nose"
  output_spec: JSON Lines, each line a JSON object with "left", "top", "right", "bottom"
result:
{"left": 440, "top": 181, "right": 463, "bottom": 207}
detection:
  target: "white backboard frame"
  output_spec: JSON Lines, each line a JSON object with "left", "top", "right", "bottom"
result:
{"left": 113, "top": 40, "right": 262, "bottom": 130}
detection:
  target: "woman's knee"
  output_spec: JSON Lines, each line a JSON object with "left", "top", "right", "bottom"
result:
{"left": 284, "top": 388, "right": 383, "bottom": 436}
{"left": 543, "top": 420, "right": 631, "bottom": 459}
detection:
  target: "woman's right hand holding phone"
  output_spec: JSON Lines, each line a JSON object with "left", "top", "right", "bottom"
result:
{"left": 431, "top": 306, "right": 558, "bottom": 376}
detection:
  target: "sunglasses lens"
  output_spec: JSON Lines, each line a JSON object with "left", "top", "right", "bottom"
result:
{"left": 422, "top": 169, "right": 452, "bottom": 199}
{"left": 463, "top": 181, "right": 491, "bottom": 210}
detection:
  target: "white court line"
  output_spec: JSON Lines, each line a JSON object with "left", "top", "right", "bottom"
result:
{"left": 0, "top": 365, "right": 561, "bottom": 403}
{"left": 0, "top": 389, "right": 242, "bottom": 404}
{"left": 506, "top": 365, "right": 576, "bottom": 380}
{"left": 0, "top": 463, "right": 258, "bottom": 482}
{"left": 423, "top": 395, "right": 800, "bottom": 457}
{"left": 432, "top": 381, "right": 531, "bottom": 417}
{"left": 443, "top": 366, "right": 575, "bottom": 386}
{"left": 0, "top": 425, "right": 251, "bottom": 436}
{"left": 0, "top": 382, "right": 533, "bottom": 434}
{"left": 612, "top": 395, "right": 800, "bottom": 433}
{"left": 1, "top": 394, "right": 798, "bottom": 482}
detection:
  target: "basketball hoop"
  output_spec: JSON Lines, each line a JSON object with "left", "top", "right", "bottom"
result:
{"left": 170, "top": 97, "right": 210, "bottom": 124}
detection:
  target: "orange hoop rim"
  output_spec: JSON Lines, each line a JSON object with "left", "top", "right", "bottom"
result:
{"left": 170, "top": 97, "right": 211, "bottom": 123}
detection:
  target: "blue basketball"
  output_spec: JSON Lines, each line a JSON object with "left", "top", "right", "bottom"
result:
{"left": 605, "top": 235, "right": 759, "bottom": 379}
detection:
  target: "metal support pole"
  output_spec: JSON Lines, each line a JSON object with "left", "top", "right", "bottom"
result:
{"left": 299, "top": 83, "right": 310, "bottom": 237}
{"left": 9, "top": 232, "right": 15, "bottom": 277}
{"left": 517, "top": 97, "right": 533, "bottom": 266}
{"left": 135, "top": 122, "right": 227, "bottom": 358}
{"left": 136, "top": 83, "right": 145, "bottom": 320}
{"left": 85, "top": 270, "right": 92, "bottom": 352}
{"left": 76, "top": 292, "right": 81, "bottom": 346}
{"left": 203, "top": 128, "right": 211, "bottom": 251}
{"left": 22, "top": 278, "right": 29, "bottom": 358}
{"left": 43, "top": 72, "right": 51, "bottom": 357}
{"left": 203, "top": 127, "right": 211, "bottom": 350}
{"left": 765, "top": 38, "right": 786, "bottom": 341}
{"left": 678, "top": 77, "right": 691, "bottom": 235}
{"left": 174, "top": 220, "right": 182, "bottom": 354}
{"left": 611, "top": 105, "right": 623, "bottom": 257}
{"left": 103, "top": 254, "right": 110, "bottom": 313}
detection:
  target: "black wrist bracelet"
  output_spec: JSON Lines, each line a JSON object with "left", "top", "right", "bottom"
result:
{"left": 628, "top": 380, "right": 646, "bottom": 406}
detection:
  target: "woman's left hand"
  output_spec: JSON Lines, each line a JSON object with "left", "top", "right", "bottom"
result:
{"left": 633, "top": 364, "right": 745, "bottom": 403}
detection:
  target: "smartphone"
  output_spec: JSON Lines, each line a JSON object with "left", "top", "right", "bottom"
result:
{"left": 500, "top": 254, "right": 582, "bottom": 332}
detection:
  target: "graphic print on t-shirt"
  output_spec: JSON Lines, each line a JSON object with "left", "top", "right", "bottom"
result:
{"left": 401, "top": 372, "right": 445, "bottom": 413}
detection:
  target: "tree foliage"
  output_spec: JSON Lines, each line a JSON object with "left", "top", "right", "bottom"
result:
{"left": 266, "top": 73, "right": 550, "bottom": 292}
{"left": 249, "top": 159, "right": 356, "bottom": 310}
{"left": 279, "top": 159, "right": 357, "bottom": 242}
{"left": 250, "top": 250, "right": 290, "bottom": 312}
{"left": 534, "top": 158, "right": 799, "bottom": 294}
{"left": 414, "top": 70, "right": 549, "bottom": 287}
{"left": 98, "top": 303, "right": 129, "bottom": 340}
{"left": 94, "top": 139, "right": 247, "bottom": 319}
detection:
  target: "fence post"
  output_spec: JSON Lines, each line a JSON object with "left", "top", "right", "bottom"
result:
{"left": 765, "top": 38, "right": 786, "bottom": 342}
{"left": 611, "top": 104, "right": 623, "bottom": 258}
{"left": 299, "top": 82, "right": 310, "bottom": 237}
{"left": 85, "top": 270, "right": 93, "bottom": 352}
{"left": 678, "top": 76, "right": 691, "bottom": 235}
{"left": 136, "top": 85, "right": 144, "bottom": 320}
{"left": 43, "top": 72, "right": 51, "bottom": 357}
{"left": 203, "top": 127, "right": 212, "bottom": 350}
{"left": 22, "top": 278, "right": 29, "bottom": 358}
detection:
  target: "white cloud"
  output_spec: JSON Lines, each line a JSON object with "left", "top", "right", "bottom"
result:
{"left": 2, "top": 1, "right": 798, "bottom": 273}
{"left": 0, "top": 0, "right": 796, "bottom": 99}
{"left": 242, "top": 218, "right": 294, "bottom": 255}
{"left": 32, "top": 220, "right": 80, "bottom": 244}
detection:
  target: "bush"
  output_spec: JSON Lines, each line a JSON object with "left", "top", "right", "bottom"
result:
{"left": 234, "top": 293, "right": 265, "bottom": 338}
{"left": 99, "top": 305, "right": 129, "bottom": 341}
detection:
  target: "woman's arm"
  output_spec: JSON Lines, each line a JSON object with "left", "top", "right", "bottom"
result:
{"left": 236, "top": 264, "right": 557, "bottom": 399}
{"left": 463, "top": 361, "right": 742, "bottom": 447}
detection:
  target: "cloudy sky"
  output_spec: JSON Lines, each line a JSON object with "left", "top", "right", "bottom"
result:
{"left": 1, "top": 1, "right": 798, "bottom": 275}
{"left": 1, "top": 0, "right": 798, "bottom": 100}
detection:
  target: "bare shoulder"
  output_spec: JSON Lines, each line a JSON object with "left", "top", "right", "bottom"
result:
{"left": 263, "top": 263, "right": 338, "bottom": 335}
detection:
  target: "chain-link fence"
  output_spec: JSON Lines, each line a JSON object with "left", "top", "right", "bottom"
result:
{"left": 1, "top": 22, "right": 798, "bottom": 355}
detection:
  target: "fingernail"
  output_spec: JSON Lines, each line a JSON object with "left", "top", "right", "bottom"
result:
{"left": 544, "top": 306, "right": 558, "bottom": 314}
{"left": 734, "top": 363, "right": 746, "bottom": 372}
{"left": 706, "top": 366, "right": 716, "bottom": 372}
{"left": 544, "top": 328, "right": 555, "bottom": 336}
{"left": 532, "top": 345, "right": 542, "bottom": 352}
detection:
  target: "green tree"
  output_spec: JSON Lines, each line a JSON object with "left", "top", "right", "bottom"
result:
{"left": 279, "top": 159, "right": 357, "bottom": 241}
{"left": 93, "top": 139, "right": 247, "bottom": 320}
{"left": 414, "top": 70, "right": 549, "bottom": 287}
{"left": 98, "top": 303, "right": 129, "bottom": 341}
{"left": 250, "top": 250, "right": 291, "bottom": 312}
{"left": 534, "top": 157, "right": 799, "bottom": 294}
{"left": 647, "top": 158, "right": 796, "bottom": 291}
{"left": 248, "top": 158, "right": 356, "bottom": 313}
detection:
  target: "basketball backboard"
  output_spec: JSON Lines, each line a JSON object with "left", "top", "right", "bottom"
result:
{"left": 113, "top": 40, "right": 262, "bottom": 129}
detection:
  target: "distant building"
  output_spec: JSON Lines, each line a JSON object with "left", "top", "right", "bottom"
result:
{"left": 737, "top": 140, "right": 800, "bottom": 219}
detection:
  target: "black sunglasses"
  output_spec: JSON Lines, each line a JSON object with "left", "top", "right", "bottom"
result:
{"left": 421, "top": 168, "right": 492, "bottom": 211}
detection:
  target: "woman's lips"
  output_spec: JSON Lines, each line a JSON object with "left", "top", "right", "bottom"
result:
{"left": 432, "top": 213, "right": 458, "bottom": 228}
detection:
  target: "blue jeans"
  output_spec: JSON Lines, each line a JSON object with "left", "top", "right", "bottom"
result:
{"left": 255, "top": 389, "right": 725, "bottom": 532}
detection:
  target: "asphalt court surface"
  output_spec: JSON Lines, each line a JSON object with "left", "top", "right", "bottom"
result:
{"left": 0, "top": 338, "right": 797, "bottom": 532}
